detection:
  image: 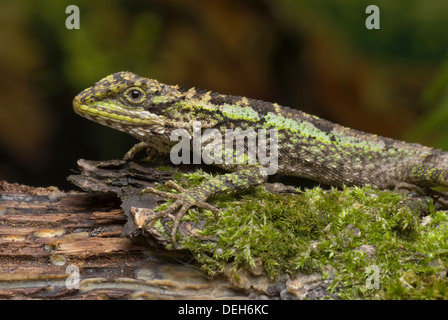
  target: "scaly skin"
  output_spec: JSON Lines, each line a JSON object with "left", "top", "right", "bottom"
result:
{"left": 73, "top": 71, "right": 448, "bottom": 243}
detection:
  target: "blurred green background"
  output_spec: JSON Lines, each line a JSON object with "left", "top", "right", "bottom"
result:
{"left": 1, "top": 0, "right": 448, "bottom": 190}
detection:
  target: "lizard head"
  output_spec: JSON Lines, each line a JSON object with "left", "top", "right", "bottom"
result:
{"left": 73, "top": 71, "right": 188, "bottom": 140}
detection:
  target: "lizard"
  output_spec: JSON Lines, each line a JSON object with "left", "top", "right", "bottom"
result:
{"left": 73, "top": 71, "right": 448, "bottom": 244}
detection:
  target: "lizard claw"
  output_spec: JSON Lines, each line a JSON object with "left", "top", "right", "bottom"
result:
{"left": 133, "top": 181, "right": 220, "bottom": 244}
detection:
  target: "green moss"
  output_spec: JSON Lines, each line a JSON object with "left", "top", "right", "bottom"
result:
{"left": 153, "top": 170, "right": 448, "bottom": 299}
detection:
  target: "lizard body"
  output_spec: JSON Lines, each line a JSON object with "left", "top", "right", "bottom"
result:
{"left": 73, "top": 71, "right": 448, "bottom": 242}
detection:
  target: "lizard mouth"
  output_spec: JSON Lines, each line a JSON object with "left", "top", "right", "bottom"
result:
{"left": 73, "top": 95, "right": 164, "bottom": 127}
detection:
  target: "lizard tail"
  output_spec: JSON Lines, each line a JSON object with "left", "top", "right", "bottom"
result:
{"left": 406, "top": 164, "right": 448, "bottom": 187}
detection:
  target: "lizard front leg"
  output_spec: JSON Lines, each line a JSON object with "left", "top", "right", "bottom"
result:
{"left": 130, "top": 166, "right": 268, "bottom": 245}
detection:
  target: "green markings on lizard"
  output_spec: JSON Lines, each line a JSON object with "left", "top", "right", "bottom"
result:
{"left": 263, "top": 111, "right": 407, "bottom": 157}
{"left": 219, "top": 104, "right": 260, "bottom": 122}
{"left": 177, "top": 100, "right": 219, "bottom": 113}
{"left": 264, "top": 112, "right": 303, "bottom": 133}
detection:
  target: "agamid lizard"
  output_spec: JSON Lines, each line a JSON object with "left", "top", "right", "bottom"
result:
{"left": 73, "top": 71, "right": 448, "bottom": 244}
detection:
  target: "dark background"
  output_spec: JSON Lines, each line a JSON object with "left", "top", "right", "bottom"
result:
{"left": 1, "top": 0, "right": 448, "bottom": 190}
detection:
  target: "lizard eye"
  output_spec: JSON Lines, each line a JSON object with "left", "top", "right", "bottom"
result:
{"left": 123, "top": 87, "right": 146, "bottom": 104}
{"left": 130, "top": 90, "right": 141, "bottom": 99}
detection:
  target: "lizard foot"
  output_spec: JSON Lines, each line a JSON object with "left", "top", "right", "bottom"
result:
{"left": 131, "top": 181, "right": 220, "bottom": 244}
